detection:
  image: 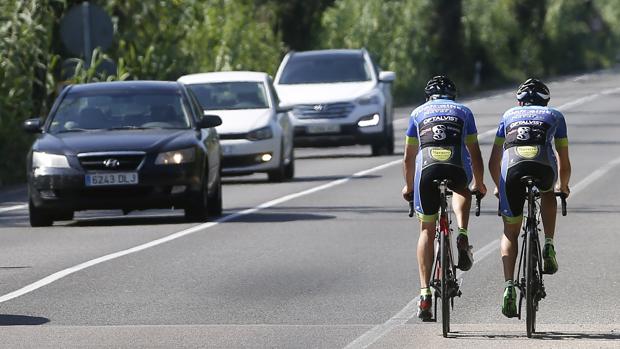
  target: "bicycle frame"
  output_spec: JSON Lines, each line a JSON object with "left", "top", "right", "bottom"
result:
{"left": 429, "top": 180, "right": 459, "bottom": 337}
{"left": 407, "top": 180, "right": 482, "bottom": 337}
{"left": 513, "top": 177, "right": 567, "bottom": 338}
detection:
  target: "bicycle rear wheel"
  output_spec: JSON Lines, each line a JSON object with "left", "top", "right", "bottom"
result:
{"left": 525, "top": 219, "right": 537, "bottom": 338}
{"left": 440, "top": 223, "right": 450, "bottom": 337}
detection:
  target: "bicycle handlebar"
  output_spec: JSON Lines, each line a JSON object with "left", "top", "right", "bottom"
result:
{"left": 472, "top": 191, "right": 483, "bottom": 217}
{"left": 495, "top": 192, "right": 568, "bottom": 217}
{"left": 555, "top": 192, "right": 567, "bottom": 216}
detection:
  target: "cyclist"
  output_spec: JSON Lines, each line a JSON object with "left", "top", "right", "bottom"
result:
{"left": 402, "top": 75, "right": 487, "bottom": 320}
{"left": 488, "top": 78, "right": 571, "bottom": 318}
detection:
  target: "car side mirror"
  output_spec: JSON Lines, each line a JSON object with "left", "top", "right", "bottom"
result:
{"left": 197, "top": 114, "right": 222, "bottom": 128}
{"left": 23, "top": 118, "right": 43, "bottom": 133}
{"left": 379, "top": 71, "right": 396, "bottom": 83}
{"left": 276, "top": 104, "right": 293, "bottom": 113}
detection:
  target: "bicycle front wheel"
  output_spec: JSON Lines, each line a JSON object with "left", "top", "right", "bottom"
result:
{"left": 525, "top": 220, "right": 537, "bottom": 337}
{"left": 440, "top": 228, "right": 450, "bottom": 337}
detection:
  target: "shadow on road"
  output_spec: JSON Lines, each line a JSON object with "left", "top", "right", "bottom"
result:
{"left": 0, "top": 314, "right": 49, "bottom": 326}
{"left": 450, "top": 330, "right": 620, "bottom": 341}
{"left": 228, "top": 212, "right": 335, "bottom": 223}
{"left": 69, "top": 215, "right": 188, "bottom": 227}
{"left": 537, "top": 331, "right": 620, "bottom": 340}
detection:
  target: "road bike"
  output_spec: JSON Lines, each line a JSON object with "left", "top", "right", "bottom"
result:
{"left": 513, "top": 176, "right": 567, "bottom": 338}
{"left": 409, "top": 180, "right": 482, "bottom": 337}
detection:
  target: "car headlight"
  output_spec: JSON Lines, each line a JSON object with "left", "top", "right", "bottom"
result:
{"left": 357, "top": 113, "right": 381, "bottom": 127}
{"left": 32, "top": 151, "right": 70, "bottom": 168}
{"left": 155, "top": 148, "right": 196, "bottom": 165}
{"left": 247, "top": 126, "right": 273, "bottom": 141}
{"left": 356, "top": 92, "right": 381, "bottom": 105}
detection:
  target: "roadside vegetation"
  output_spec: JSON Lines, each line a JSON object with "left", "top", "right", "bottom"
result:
{"left": 1, "top": 0, "right": 618, "bottom": 184}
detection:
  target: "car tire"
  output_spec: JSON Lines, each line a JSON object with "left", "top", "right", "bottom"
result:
{"left": 371, "top": 116, "right": 394, "bottom": 156}
{"left": 207, "top": 169, "right": 223, "bottom": 217}
{"left": 284, "top": 146, "right": 295, "bottom": 180}
{"left": 185, "top": 176, "right": 209, "bottom": 222}
{"left": 29, "top": 199, "right": 54, "bottom": 227}
{"left": 267, "top": 142, "right": 287, "bottom": 182}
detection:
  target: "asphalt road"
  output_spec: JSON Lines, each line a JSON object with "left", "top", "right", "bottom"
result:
{"left": 0, "top": 70, "right": 619, "bottom": 348}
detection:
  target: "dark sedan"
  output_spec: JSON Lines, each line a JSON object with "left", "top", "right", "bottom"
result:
{"left": 23, "top": 81, "right": 223, "bottom": 227}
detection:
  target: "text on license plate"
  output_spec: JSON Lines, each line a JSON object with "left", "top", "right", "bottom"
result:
{"left": 306, "top": 124, "right": 341, "bottom": 134}
{"left": 85, "top": 172, "right": 139, "bottom": 186}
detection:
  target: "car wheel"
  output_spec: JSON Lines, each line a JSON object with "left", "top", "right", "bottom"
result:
{"left": 29, "top": 199, "right": 54, "bottom": 227}
{"left": 207, "top": 169, "right": 223, "bottom": 217}
{"left": 185, "top": 177, "right": 209, "bottom": 222}
{"left": 267, "top": 142, "right": 287, "bottom": 182}
{"left": 284, "top": 146, "right": 295, "bottom": 180}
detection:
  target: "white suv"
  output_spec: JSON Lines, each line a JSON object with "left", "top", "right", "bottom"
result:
{"left": 274, "top": 49, "right": 396, "bottom": 155}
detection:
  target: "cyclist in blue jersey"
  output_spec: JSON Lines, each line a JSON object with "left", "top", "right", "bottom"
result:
{"left": 488, "top": 78, "right": 572, "bottom": 318}
{"left": 402, "top": 76, "right": 487, "bottom": 320}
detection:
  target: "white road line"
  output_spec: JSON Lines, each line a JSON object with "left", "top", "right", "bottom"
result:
{"left": 343, "top": 156, "right": 620, "bottom": 349}
{"left": 0, "top": 204, "right": 27, "bottom": 213}
{"left": 0, "top": 159, "right": 401, "bottom": 304}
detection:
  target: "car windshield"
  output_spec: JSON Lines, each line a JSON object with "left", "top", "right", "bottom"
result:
{"left": 48, "top": 90, "right": 192, "bottom": 134}
{"left": 187, "top": 82, "right": 269, "bottom": 110}
{"left": 278, "top": 55, "right": 372, "bottom": 84}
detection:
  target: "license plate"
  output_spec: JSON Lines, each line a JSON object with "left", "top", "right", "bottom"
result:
{"left": 306, "top": 124, "right": 341, "bottom": 134}
{"left": 85, "top": 172, "right": 139, "bottom": 186}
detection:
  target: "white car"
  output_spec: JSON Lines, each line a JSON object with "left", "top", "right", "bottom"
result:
{"left": 274, "top": 49, "right": 396, "bottom": 156}
{"left": 178, "top": 72, "right": 294, "bottom": 181}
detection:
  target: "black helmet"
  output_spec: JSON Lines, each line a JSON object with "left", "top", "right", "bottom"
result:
{"left": 424, "top": 75, "right": 457, "bottom": 100}
{"left": 516, "top": 78, "right": 550, "bottom": 106}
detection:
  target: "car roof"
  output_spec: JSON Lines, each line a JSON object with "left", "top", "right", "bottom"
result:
{"left": 67, "top": 80, "right": 182, "bottom": 94}
{"left": 289, "top": 49, "right": 365, "bottom": 59}
{"left": 178, "top": 71, "right": 269, "bottom": 84}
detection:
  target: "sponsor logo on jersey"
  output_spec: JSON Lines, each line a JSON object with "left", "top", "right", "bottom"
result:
{"left": 508, "top": 120, "right": 545, "bottom": 128}
{"left": 515, "top": 146, "right": 539, "bottom": 159}
{"left": 429, "top": 147, "right": 453, "bottom": 161}
{"left": 422, "top": 115, "right": 459, "bottom": 124}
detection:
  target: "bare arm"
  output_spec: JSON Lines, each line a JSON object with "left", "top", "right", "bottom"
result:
{"left": 556, "top": 146, "right": 571, "bottom": 197}
{"left": 402, "top": 143, "right": 418, "bottom": 200}
{"left": 466, "top": 140, "right": 487, "bottom": 195}
{"left": 488, "top": 143, "right": 503, "bottom": 189}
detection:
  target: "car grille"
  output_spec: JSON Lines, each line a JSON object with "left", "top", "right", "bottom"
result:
{"left": 293, "top": 102, "right": 355, "bottom": 119}
{"left": 219, "top": 133, "right": 248, "bottom": 140}
{"left": 78, "top": 152, "right": 145, "bottom": 171}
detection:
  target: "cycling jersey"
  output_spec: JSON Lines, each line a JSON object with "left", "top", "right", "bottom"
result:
{"left": 405, "top": 99, "right": 478, "bottom": 221}
{"left": 495, "top": 106, "right": 568, "bottom": 222}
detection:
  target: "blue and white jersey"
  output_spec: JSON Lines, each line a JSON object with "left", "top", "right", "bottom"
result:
{"left": 494, "top": 106, "right": 568, "bottom": 168}
{"left": 405, "top": 99, "right": 478, "bottom": 174}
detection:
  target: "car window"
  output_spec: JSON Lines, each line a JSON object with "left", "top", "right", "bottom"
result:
{"left": 278, "top": 54, "right": 372, "bottom": 84}
{"left": 48, "top": 91, "right": 192, "bottom": 133}
{"left": 187, "top": 82, "right": 269, "bottom": 110}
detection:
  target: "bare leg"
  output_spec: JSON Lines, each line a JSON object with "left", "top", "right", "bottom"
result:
{"left": 452, "top": 188, "right": 472, "bottom": 230}
{"left": 501, "top": 221, "right": 522, "bottom": 281}
{"left": 418, "top": 221, "right": 436, "bottom": 288}
{"left": 540, "top": 191, "right": 557, "bottom": 239}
